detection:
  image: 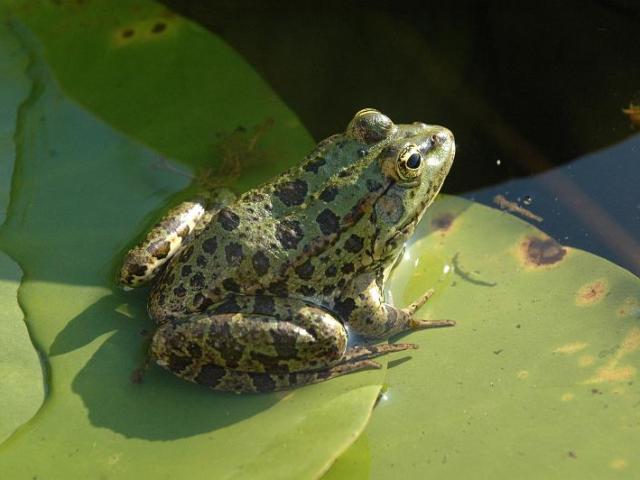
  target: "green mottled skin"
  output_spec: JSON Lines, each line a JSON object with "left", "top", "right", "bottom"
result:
{"left": 120, "top": 109, "right": 456, "bottom": 393}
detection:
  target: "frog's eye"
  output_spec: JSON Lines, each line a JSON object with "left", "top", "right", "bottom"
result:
{"left": 346, "top": 108, "right": 396, "bottom": 144}
{"left": 396, "top": 144, "right": 424, "bottom": 180}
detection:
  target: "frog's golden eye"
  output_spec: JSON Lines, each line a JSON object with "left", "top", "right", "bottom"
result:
{"left": 396, "top": 144, "right": 423, "bottom": 180}
{"left": 346, "top": 108, "right": 396, "bottom": 144}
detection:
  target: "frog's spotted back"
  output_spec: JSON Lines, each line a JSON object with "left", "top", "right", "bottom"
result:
{"left": 121, "top": 109, "right": 456, "bottom": 393}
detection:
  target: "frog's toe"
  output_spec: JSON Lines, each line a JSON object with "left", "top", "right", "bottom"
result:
{"left": 339, "top": 343, "right": 418, "bottom": 363}
{"left": 409, "top": 319, "right": 456, "bottom": 330}
{"left": 404, "top": 288, "right": 435, "bottom": 314}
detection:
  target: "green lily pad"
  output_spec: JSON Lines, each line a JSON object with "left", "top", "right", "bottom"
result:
{"left": 325, "top": 195, "right": 640, "bottom": 478}
{"left": 0, "top": 249, "right": 44, "bottom": 444}
{"left": 0, "top": 18, "right": 45, "bottom": 443}
{"left": 0, "top": 4, "right": 385, "bottom": 479}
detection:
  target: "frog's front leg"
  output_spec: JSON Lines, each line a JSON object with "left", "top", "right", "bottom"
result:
{"left": 119, "top": 189, "right": 235, "bottom": 287}
{"left": 337, "top": 272, "right": 455, "bottom": 339}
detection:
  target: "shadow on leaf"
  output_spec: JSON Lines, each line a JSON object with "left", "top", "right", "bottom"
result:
{"left": 52, "top": 293, "right": 277, "bottom": 440}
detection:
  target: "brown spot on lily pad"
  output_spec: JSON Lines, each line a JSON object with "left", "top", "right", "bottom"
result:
{"left": 575, "top": 279, "right": 608, "bottom": 306}
{"left": 519, "top": 235, "right": 567, "bottom": 268}
{"left": 151, "top": 22, "right": 167, "bottom": 34}
{"left": 616, "top": 297, "right": 640, "bottom": 317}
{"left": 431, "top": 212, "right": 456, "bottom": 232}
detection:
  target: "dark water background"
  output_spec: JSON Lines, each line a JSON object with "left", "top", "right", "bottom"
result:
{"left": 162, "top": 0, "right": 640, "bottom": 275}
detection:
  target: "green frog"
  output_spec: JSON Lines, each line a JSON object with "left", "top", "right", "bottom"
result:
{"left": 120, "top": 108, "right": 455, "bottom": 393}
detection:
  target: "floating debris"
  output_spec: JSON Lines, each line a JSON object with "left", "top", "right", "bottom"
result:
{"left": 494, "top": 194, "right": 543, "bottom": 222}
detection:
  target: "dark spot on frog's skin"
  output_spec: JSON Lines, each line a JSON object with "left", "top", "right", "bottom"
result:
{"left": 181, "top": 265, "right": 192, "bottom": 277}
{"left": 214, "top": 297, "right": 240, "bottom": 313}
{"left": 179, "top": 245, "right": 194, "bottom": 262}
{"left": 225, "top": 242, "right": 244, "bottom": 266}
{"left": 147, "top": 240, "right": 171, "bottom": 259}
{"left": 196, "top": 255, "right": 208, "bottom": 267}
{"left": 202, "top": 237, "right": 218, "bottom": 254}
{"left": 121, "top": 28, "right": 134, "bottom": 38}
{"left": 375, "top": 195, "right": 405, "bottom": 224}
{"left": 192, "top": 293, "right": 213, "bottom": 310}
{"left": 295, "top": 259, "right": 315, "bottom": 280}
{"left": 254, "top": 295, "right": 276, "bottom": 315}
{"left": 252, "top": 251, "right": 270, "bottom": 275}
{"left": 211, "top": 322, "right": 243, "bottom": 369}
{"left": 168, "top": 354, "right": 192, "bottom": 373}
{"left": 218, "top": 208, "right": 240, "bottom": 231}
{"left": 303, "top": 156, "right": 326, "bottom": 173}
{"left": 176, "top": 224, "right": 190, "bottom": 239}
{"left": 297, "top": 285, "right": 316, "bottom": 296}
{"left": 190, "top": 272, "right": 205, "bottom": 289}
{"left": 157, "top": 293, "right": 166, "bottom": 306}
{"left": 275, "top": 219, "right": 304, "bottom": 250}
{"left": 251, "top": 372, "right": 277, "bottom": 392}
{"left": 173, "top": 284, "right": 187, "bottom": 297}
{"left": 337, "top": 278, "right": 346, "bottom": 288}
{"left": 127, "top": 263, "right": 147, "bottom": 276}
{"left": 333, "top": 298, "right": 356, "bottom": 320}
{"left": 151, "top": 22, "right": 167, "bottom": 34}
{"left": 187, "top": 342, "right": 202, "bottom": 358}
{"left": 366, "top": 179, "right": 383, "bottom": 192}
{"left": 319, "top": 186, "right": 338, "bottom": 202}
{"left": 249, "top": 352, "right": 285, "bottom": 372}
{"left": 316, "top": 209, "right": 340, "bottom": 235}
{"left": 268, "top": 280, "right": 289, "bottom": 296}
{"left": 431, "top": 212, "right": 455, "bottom": 231}
{"left": 325, "top": 265, "right": 337, "bottom": 277}
{"left": 341, "top": 263, "right": 355, "bottom": 274}
{"left": 383, "top": 305, "right": 398, "bottom": 329}
{"left": 521, "top": 236, "right": 566, "bottom": 266}
{"left": 222, "top": 278, "right": 240, "bottom": 292}
{"left": 322, "top": 285, "right": 334, "bottom": 296}
{"left": 274, "top": 179, "right": 308, "bottom": 207}
{"left": 344, "top": 234, "right": 364, "bottom": 253}
{"left": 272, "top": 329, "right": 300, "bottom": 359}
{"left": 338, "top": 169, "right": 352, "bottom": 178}
{"left": 195, "top": 364, "right": 226, "bottom": 387}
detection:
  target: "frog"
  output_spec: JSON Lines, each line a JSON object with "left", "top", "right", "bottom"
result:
{"left": 119, "top": 108, "right": 455, "bottom": 393}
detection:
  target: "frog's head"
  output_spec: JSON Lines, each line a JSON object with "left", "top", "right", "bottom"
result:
{"left": 345, "top": 108, "right": 455, "bottom": 263}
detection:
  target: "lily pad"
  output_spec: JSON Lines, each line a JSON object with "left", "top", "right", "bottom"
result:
{"left": 0, "top": 18, "right": 45, "bottom": 443}
{"left": 0, "top": 4, "right": 384, "bottom": 479}
{"left": 325, "top": 195, "right": 640, "bottom": 478}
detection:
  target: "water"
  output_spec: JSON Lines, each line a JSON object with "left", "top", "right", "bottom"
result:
{"left": 162, "top": 0, "right": 640, "bottom": 275}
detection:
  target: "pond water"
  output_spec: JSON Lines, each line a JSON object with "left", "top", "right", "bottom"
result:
{"left": 163, "top": 0, "right": 640, "bottom": 275}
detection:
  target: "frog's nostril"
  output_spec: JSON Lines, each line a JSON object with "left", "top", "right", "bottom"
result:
{"left": 431, "top": 130, "right": 451, "bottom": 145}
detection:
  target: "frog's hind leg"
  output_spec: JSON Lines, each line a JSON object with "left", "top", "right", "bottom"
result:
{"left": 150, "top": 297, "right": 359, "bottom": 392}
{"left": 186, "top": 359, "right": 381, "bottom": 393}
{"left": 119, "top": 189, "right": 235, "bottom": 288}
